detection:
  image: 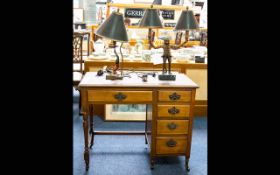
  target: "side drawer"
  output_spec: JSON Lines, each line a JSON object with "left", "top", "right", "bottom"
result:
{"left": 158, "top": 91, "right": 192, "bottom": 102}
{"left": 156, "top": 137, "right": 188, "bottom": 155}
{"left": 87, "top": 90, "right": 152, "bottom": 102}
{"left": 157, "top": 120, "right": 189, "bottom": 135}
{"left": 158, "top": 105, "right": 190, "bottom": 118}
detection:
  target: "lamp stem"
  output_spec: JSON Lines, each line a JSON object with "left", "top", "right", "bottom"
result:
{"left": 148, "top": 29, "right": 155, "bottom": 50}
{"left": 148, "top": 28, "right": 152, "bottom": 50}
{"left": 113, "top": 41, "right": 119, "bottom": 74}
{"left": 185, "top": 30, "right": 189, "bottom": 47}
{"left": 120, "top": 42, "right": 124, "bottom": 76}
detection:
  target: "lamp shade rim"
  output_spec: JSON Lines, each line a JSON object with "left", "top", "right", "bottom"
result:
{"left": 139, "top": 26, "right": 163, "bottom": 28}
{"left": 95, "top": 31, "right": 128, "bottom": 42}
{"left": 173, "top": 28, "right": 197, "bottom": 31}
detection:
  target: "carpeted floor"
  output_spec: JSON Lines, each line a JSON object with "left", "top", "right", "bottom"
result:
{"left": 73, "top": 90, "right": 207, "bottom": 175}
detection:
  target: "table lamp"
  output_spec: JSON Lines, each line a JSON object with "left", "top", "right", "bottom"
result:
{"left": 174, "top": 7, "right": 199, "bottom": 47}
{"left": 95, "top": 10, "right": 128, "bottom": 80}
{"left": 139, "top": 5, "right": 163, "bottom": 49}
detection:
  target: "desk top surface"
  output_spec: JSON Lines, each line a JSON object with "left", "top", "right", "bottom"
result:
{"left": 79, "top": 72, "right": 198, "bottom": 88}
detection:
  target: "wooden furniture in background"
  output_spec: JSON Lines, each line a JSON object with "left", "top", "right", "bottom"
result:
{"left": 79, "top": 72, "right": 198, "bottom": 171}
{"left": 185, "top": 68, "right": 207, "bottom": 116}
{"left": 74, "top": 31, "right": 91, "bottom": 56}
{"left": 84, "top": 59, "right": 207, "bottom": 117}
{"left": 73, "top": 33, "right": 84, "bottom": 113}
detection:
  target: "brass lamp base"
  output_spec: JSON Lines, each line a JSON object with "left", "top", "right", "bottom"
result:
{"left": 106, "top": 74, "right": 124, "bottom": 80}
{"left": 158, "top": 74, "right": 176, "bottom": 81}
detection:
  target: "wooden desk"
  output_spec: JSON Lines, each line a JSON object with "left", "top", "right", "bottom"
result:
{"left": 79, "top": 72, "right": 198, "bottom": 171}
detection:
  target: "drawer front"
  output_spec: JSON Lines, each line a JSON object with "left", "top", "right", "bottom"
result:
{"left": 87, "top": 90, "right": 152, "bottom": 102}
{"left": 158, "top": 105, "right": 190, "bottom": 118}
{"left": 157, "top": 120, "right": 189, "bottom": 135}
{"left": 158, "top": 91, "right": 192, "bottom": 102}
{"left": 156, "top": 137, "right": 188, "bottom": 154}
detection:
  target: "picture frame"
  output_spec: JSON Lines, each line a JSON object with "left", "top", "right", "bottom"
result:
{"left": 73, "top": 8, "right": 84, "bottom": 22}
{"left": 105, "top": 104, "right": 146, "bottom": 121}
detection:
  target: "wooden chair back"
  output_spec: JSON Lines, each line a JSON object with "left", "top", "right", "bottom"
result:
{"left": 73, "top": 33, "right": 83, "bottom": 73}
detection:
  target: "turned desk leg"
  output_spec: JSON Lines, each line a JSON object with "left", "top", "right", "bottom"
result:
{"left": 150, "top": 156, "right": 155, "bottom": 169}
{"left": 82, "top": 112, "right": 90, "bottom": 171}
{"left": 79, "top": 90, "right": 82, "bottom": 115}
{"left": 186, "top": 158, "right": 190, "bottom": 172}
{"left": 145, "top": 104, "right": 148, "bottom": 144}
{"left": 89, "top": 105, "right": 94, "bottom": 149}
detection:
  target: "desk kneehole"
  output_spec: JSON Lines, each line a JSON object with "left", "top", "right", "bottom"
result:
{"left": 87, "top": 90, "right": 153, "bottom": 102}
{"left": 156, "top": 137, "right": 188, "bottom": 155}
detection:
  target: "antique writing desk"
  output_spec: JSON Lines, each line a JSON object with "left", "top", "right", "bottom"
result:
{"left": 79, "top": 72, "right": 198, "bottom": 171}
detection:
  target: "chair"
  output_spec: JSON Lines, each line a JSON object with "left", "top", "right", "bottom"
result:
{"left": 73, "top": 33, "right": 84, "bottom": 114}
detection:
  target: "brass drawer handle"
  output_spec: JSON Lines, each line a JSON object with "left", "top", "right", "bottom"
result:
{"left": 114, "top": 92, "right": 127, "bottom": 101}
{"left": 166, "top": 139, "right": 177, "bottom": 147}
{"left": 169, "top": 92, "right": 181, "bottom": 101}
{"left": 168, "top": 107, "right": 180, "bottom": 115}
{"left": 167, "top": 122, "right": 177, "bottom": 130}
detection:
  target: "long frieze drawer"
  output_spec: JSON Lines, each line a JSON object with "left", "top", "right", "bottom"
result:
{"left": 87, "top": 90, "right": 152, "bottom": 102}
{"left": 156, "top": 137, "right": 188, "bottom": 154}
{"left": 158, "top": 91, "right": 192, "bottom": 102}
{"left": 157, "top": 120, "right": 189, "bottom": 135}
{"left": 158, "top": 105, "right": 190, "bottom": 117}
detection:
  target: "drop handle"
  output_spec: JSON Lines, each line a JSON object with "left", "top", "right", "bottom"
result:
{"left": 167, "top": 122, "right": 177, "bottom": 130}
{"left": 169, "top": 92, "right": 181, "bottom": 101}
{"left": 168, "top": 107, "right": 180, "bottom": 115}
{"left": 114, "top": 92, "right": 127, "bottom": 101}
{"left": 166, "top": 139, "right": 177, "bottom": 147}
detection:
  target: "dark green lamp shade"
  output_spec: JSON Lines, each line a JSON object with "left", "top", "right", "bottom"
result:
{"left": 174, "top": 10, "right": 198, "bottom": 30}
{"left": 95, "top": 12, "right": 128, "bottom": 42}
{"left": 139, "top": 9, "right": 163, "bottom": 28}
{"left": 153, "top": 0, "right": 162, "bottom": 5}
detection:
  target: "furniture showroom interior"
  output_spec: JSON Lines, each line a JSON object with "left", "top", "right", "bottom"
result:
{"left": 73, "top": 0, "right": 207, "bottom": 174}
